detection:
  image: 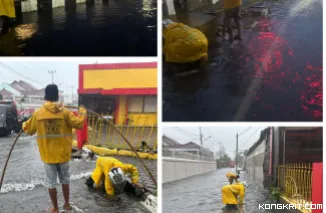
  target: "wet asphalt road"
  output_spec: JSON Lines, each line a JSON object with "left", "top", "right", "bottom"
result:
{"left": 0, "top": 0, "right": 157, "bottom": 56}
{"left": 163, "top": 0, "right": 323, "bottom": 121}
{"left": 0, "top": 134, "right": 157, "bottom": 213}
{"left": 163, "top": 168, "right": 276, "bottom": 213}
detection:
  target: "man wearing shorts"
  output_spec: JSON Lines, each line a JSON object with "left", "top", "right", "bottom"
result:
{"left": 224, "top": 0, "right": 242, "bottom": 44}
{"left": 23, "top": 84, "right": 86, "bottom": 213}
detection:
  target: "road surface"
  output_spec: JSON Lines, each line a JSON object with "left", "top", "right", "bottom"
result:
{"left": 0, "top": 134, "right": 157, "bottom": 213}
{"left": 163, "top": 0, "right": 322, "bottom": 121}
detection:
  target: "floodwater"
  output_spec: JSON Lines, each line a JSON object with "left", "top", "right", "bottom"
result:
{"left": 163, "top": 0, "right": 322, "bottom": 121}
{"left": 163, "top": 168, "right": 276, "bottom": 213}
{"left": 0, "top": 134, "right": 157, "bottom": 213}
{"left": 0, "top": 0, "right": 157, "bottom": 56}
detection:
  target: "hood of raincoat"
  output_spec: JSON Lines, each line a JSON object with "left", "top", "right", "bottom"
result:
{"left": 163, "top": 19, "right": 174, "bottom": 28}
{"left": 43, "top": 101, "right": 64, "bottom": 114}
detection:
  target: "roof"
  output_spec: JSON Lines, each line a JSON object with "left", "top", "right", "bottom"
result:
{"left": 11, "top": 80, "right": 37, "bottom": 91}
{"left": 169, "top": 141, "right": 202, "bottom": 149}
{"left": 0, "top": 83, "right": 21, "bottom": 96}
{"left": 162, "top": 135, "right": 180, "bottom": 146}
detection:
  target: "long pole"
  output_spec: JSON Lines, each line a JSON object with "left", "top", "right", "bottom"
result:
{"left": 199, "top": 126, "right": 203, "bottom": 160}
{"left": 48, "top": 70, "right": 56, "bottom": 84}
{"left": 236, "top": 133, "right": 238, "bottom": 173}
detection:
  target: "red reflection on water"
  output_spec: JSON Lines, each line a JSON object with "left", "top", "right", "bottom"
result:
{"left": 246, "top": 21, "right": 322, "bottom": 119}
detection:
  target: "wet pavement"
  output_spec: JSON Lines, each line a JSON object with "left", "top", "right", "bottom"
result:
{"left": 163, "top": 168, "right": 276, "bottom": 213}
{"left": 0, "top": 0, "right": 157, "bottom": 56}
{"left": 0, "top": 134, "right": 157, "bottom": 213}
{"left": 163, "top": 0, "right": 322, "bottom": 121}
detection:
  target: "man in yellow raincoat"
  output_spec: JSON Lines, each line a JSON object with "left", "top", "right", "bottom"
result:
{"left": 163, "top": 19, "right": 208, "bottom": 75}
{"left": 226, "top": 172, "right": 240, "bottom": 184}
{"left": 23, "top": 84, "right": 86, "bottom": 213}
{"left": 85, "top": 156, "right": 145, "bottom": 201}
{"left": 221, "top": 182, "right": 247, "bottom": 209}
{"left": 0, "top": 0, "right": 16, "bottom": 34}
{"left": 224, "top": 0, "right": 242, "bottom": 44}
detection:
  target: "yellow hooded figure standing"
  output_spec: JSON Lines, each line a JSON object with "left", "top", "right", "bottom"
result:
{"left": 221, "top": 182, "right": 247, "bottom": 206}
{"left": 163, "top": 19, "right": 208, "bottom": 63}
{"left": 23, "top": 84, "right": 86, "bottom": 213}
{"left": 90, "top": 157, "right": 140, "bottom": 197}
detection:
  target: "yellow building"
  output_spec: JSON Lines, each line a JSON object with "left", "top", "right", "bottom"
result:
{"left": 78, "top": 62, "right": 157, "bottom": 126}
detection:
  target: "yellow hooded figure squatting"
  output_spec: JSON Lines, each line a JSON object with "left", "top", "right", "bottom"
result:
{"left": 221, "top": 182, "right": 247, "bottom": 209}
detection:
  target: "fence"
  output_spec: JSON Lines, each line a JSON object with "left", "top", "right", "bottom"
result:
{"left": 86, "top": 114, "right": 157, "bottom": 150}
{"left": 278, "top": 164, "right": 312, "bottom": 210}
{"left": 163, "top": 149, "right": 214, "bottom": 161}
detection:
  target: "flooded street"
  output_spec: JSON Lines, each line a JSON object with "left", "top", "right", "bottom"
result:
{"left": 163, "top": 168, "right": 276, "bottom": 213}
{"left": 0, "top": 0, "right": 157, "bottom": 56}
{"left": 0, "top": 134, "right": 157, "bottom": 213}
{"left": 163, "top": 0, "right": 322, "bottom": 121}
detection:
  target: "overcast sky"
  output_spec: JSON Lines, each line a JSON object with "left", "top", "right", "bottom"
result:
{"left": 0, "top": 58, "right": 155, "bottom": 94}
{"left": 163, "top": 126, "right": 268, "bottom": 158}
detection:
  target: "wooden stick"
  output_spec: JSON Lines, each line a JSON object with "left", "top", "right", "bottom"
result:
{"left": 0, "top": 130, "right": 23, "bottom": 191}
{"left": 67, "top": 106, "right": 157, "bottom": 187}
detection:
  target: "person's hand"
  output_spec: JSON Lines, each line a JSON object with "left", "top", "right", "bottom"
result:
{"left": 133, "top": 183, "right": 144, "bottom": 189}
{"left": 78, "top": 106, "right": 87, "bottom": 115}
{"left": 22, "top": 122, "right": 27, "bottom": 131}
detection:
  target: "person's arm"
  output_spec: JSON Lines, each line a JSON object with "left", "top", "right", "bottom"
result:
{"left": 65, "top": 106, "right": 86, "bottom": 129}
{"left": 22, "top": 112, "right": 37, "bottom": 135}
{"left": 123, "top": 164, "right": 139, "bottom": 184}
{"left": 239, "top": 185, "right": 245, "bottom": 204}
{"left": 104, "top": 175, "right": 115, "bottom": 198}
{"left": 91, "top": 158, "right": 104, "bottom": 187}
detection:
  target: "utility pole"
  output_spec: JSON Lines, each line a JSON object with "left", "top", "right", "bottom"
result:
{"left": 48, "top": 70, "right": 56, "bottom": 84}
{"left": 70, "top": 86, "right": 75, "bottom": 101}
{"left": 236, "top": 133, "right": 238, "bottom": 173}
{"left": 199, "top": 126, "right": 203, "bottom": 160}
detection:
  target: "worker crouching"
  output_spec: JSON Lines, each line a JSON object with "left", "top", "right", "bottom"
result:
{"left": 163, "top": 19, "right": 208, "bottom": 76}
{"left": 85, "top": 157, "right": 145, "bottom": 201}
{"left": 226, "top": 172, "right": 240, "bottom": 184}
{"left": 221, "top": 182, "right": 247, "bottom": 209}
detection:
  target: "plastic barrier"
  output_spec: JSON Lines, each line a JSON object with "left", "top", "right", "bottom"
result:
{"left": 72, "top": 140, "right": 157, "bottom": 160}
{"left": 312, "top": 163, "right": 323, "bottom": 213}
{"left": 73, "top": 111, "right": 88, "bottom": 149}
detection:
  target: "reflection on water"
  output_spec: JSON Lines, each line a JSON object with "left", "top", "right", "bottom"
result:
{"left": 0, "top": 0, "right": 157, "bottom": 56}
{"left": 163, "top": 0, "right": 322, "bottom": 121}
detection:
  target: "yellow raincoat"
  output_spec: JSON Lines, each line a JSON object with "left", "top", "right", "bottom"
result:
{"left": 23, "top": 102, "right": 86, "bottom": 164}
{"left": 222, "top": 183, "right": 245, "bottom": 204}
{"left": 224, "top": 0, "right": 242, "bottom": 9}
{"left": 91, "top": 157, "right": 139, "bottom": 197}
{"left": 226, "top": 172, "right": 239, "bottom": 183}
{"left": 0, "top": 0, "right": 16, "bottom": 18}
{"left": 163, "top": 22, "right": 208, "bottom": 63}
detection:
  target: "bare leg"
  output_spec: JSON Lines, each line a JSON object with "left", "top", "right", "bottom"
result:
{"left": 48, "top": 188, "right": 59, "bottom": 211}
{"left": 62, "top": 184, "right": 70, "bottom": 210}
{"left": 234, "top": 6, "right": 242, "bottom": 40}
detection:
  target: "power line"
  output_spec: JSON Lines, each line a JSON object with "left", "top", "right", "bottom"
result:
{"left": 238, "top": 127, "right": 252, "bottom": 136}
{"left": 241, "top": 127, "right": 262, "bottom": 147}
{"left": 48, "top": 70, "right": 56, "bottom": 84}
{"left": 0, "top": 62, "right": 43, "bottom": 86}
{"left": 172, "top": 128, "right": 198, "bottom": 140}
{"left": 174, "top": 127, "right": 199, "bottom": 137}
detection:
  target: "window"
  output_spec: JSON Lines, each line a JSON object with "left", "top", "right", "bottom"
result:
{"left": 144, "top": 96, "right": 157, "bottom": 113}
{"left": 128, "top": 97, "right": 143, "bottom": 113}
{"left": 128, "top": 96, "right": 157, "bottom": 113}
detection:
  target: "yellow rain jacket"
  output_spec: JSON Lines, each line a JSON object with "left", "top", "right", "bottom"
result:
{"left": 0, "top": 0, "right": 16, "bottom": 18}
{"left": 91, "top": 157, "right": 139, "bottom": 197}
{"left": 222, "top": 183, "right": 245, "bottom": 204}
{"left": 23, "top": 102, "right": 86, "bottom": 164}
{"left": 163, "top": 22, "right": 208, "bottom": 63}
{"left": 224, "top": 0, "right": 242, "bottom": 9}
{"left": 226, "top": 172, "right": 239, "bottom": 183}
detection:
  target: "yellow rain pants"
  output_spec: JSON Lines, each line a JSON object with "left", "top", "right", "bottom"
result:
{"left": 222, "top": 183, "right": 245, "bottom": 204}
{"left": 0, "top": 0, "right": 16, "bottom": 18}
{"left": 163, "top": 22, "right": 208, "bottom": 63}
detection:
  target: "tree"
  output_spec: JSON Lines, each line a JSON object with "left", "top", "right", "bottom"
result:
{"left": 0, "top": 94, "right": 3, "bottom": 100}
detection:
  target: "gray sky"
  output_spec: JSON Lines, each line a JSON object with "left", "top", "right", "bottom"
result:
{"left": 0, "top": 58, "right": 155, "bottom": 94}
{"left": 163, "top": 126, "right": 268, "bottom": 158}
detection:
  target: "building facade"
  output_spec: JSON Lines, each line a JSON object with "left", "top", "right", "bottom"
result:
{"left": 78, "top": 62, "right": 157, "bottom": 126}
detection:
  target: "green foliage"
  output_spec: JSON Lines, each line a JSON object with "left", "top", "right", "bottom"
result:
{"left": 270, "top": 185, "right": 281, "bottom": 201}
{"left": 0, "top": 94, "right": 3, "bottom": 100}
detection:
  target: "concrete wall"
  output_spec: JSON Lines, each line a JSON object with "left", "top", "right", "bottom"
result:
{"left": 163, "top": 157, "right": 216, "bottom": 184}
{"left": 245, "top": 139, "right": 266, "bottom": 184}
{"left": 20, "top": 0, "right": 87, "bottom": 13}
